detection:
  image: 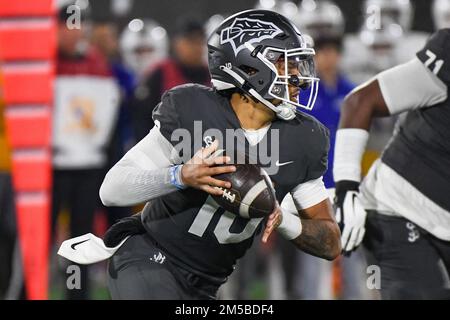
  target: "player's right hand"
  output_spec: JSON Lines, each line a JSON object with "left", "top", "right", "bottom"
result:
{"left": 180, "top": 139, "right": 236, "bottom": 196}
{"left": 334, "top": 180, "right": 367, "bottom": 254}
{"left": 261, "top": 205, "right": 282, "bottom": 244}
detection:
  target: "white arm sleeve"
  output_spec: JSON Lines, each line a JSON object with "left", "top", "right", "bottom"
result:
{"left": 99, "top": 126, "right": 182, "bottom": 207}
{"left": 376, "top": 57, "right": 448, "bottom": 114}
{"left": 280, "top": 177, "right": 329, "bottom": 214}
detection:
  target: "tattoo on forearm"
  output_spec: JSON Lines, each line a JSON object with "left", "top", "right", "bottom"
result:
{"left": 292, "top": 219, "right": 339, "bottom": 260}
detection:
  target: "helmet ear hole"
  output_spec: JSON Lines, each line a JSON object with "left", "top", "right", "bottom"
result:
{"left": 239, "top": 65, "right": 259, "bottom": 76}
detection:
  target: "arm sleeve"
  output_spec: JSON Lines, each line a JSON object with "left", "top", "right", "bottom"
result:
{"left": 376, "top": 57, "right": 448, "bottom": 114}
{"left": 99, "top": 125, "right": 182, "bottom": 207}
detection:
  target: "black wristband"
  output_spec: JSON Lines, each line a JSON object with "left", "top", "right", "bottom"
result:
{"left": 334, "top": 180, "right": 360, "bottom": 207}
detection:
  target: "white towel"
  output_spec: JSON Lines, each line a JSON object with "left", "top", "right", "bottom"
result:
{"left": 57, "top": 233, "right": 130, "bottom": 265}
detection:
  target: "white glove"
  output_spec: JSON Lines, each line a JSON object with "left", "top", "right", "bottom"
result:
{"left": 334, "top": 181, "right": 367, "bottom": 253}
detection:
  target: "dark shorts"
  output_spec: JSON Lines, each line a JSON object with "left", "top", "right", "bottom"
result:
{"left": 364, "top": 211, "right": 450, "bottom": 299}
{"left": 107, "top": 233, "right": 219, "bottom": 300}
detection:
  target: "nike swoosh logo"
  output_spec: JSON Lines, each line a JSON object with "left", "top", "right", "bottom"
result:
{"left": 275, "top": 160, "right": 294, "bottom": 167}
{"left": 71, "top": 239, "right": 89, "bottom": 250}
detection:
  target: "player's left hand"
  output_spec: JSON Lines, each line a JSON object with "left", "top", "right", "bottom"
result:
{"left": 262, "top": 206, "right": 282, "bottom": 243}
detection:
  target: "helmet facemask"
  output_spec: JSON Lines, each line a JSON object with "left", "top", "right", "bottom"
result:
{"left": 219, "top": 43, "right": 320, "bottom": 120}
{"left": 260, "top": 47, "right": 319, "bottom": 112}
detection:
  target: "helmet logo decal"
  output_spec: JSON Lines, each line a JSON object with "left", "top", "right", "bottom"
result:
{"left": 220, "top": 18, "right": 283, "bottom": 56}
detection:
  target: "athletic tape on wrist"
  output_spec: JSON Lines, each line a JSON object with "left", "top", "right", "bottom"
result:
{"left": 169, "top": 165, "right": 185, "bottom": 189}
{"left": 278, "top": 207, "right": 302, "bottom": 240}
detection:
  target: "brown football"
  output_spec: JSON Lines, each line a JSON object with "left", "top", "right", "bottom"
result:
{"left": 212, "top": 164, "right": 276, "bottom": 219}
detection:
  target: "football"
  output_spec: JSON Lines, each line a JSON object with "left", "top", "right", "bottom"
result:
{"left": 212, "top": 164, "right": 277, "bottom": 219}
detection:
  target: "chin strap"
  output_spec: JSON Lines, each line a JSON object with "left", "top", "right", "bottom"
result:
{"left": 248, "top": 87, "right": 296, "bottom": 121}
{"left": 219, "top": 65, "right": 296, "bottom": 121}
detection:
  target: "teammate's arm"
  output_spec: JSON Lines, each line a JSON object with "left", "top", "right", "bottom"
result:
{"left": 338, "top": 80, "right": 388, "bottom": 130}
{"left": 336, "top": 54, "right": 448, "bottom": 183}
{"left": 334, "top": 51, "right": 448, "bottom": 252}
{"left": 338, "top": 55, "right": 447, "bottom": 130}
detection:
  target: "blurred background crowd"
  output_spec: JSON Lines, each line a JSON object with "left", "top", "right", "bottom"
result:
{"left": 0, "top": 0, "right": 449, "bottom": 300}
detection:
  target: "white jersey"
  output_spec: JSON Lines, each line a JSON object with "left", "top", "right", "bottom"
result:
{"left": 359, "top": 52, "right": 450, "bottom": 240}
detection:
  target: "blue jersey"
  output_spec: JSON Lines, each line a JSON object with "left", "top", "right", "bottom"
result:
{"left": 303, "top": 74, "right": 354, "bottom": 188}
{"left": 111, "top": 61, "right": 136, "bottom": 99}
{"left": 111, "top": 61, "right": 137, "bottom": 159}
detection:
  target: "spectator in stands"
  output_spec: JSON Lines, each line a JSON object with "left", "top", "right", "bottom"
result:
{"left": 52, "top": 4, "right": 120, "bottom": 299}
{"left": 91, "top": 20, "right": 135, "bottom": 224}
{"left": 130, "top": 16, "right": 210, "bottom": 141}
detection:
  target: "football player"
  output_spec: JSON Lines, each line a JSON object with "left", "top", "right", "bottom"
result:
{"left": 334, "top": 29, "right": 450, "bottom": 299}
{"left": 59, "top": 10, "right": 341, "bottom": 299}
{"left": 295, "top": 0, "right": 345, "bottom": 39}
{"left": 433, "top": 0, "right": 450, "bottom": 30}
{"left": 342, "top": 0, "right": 429, "bottom": 85}
{"left": 341, "top": 0, "right": 429, "bottom": 204}
{"left": 119, "top": 18, "right": 168, "bottom": 81}
{"left": 254, "top": 0, "right": 299, "bottom": 23}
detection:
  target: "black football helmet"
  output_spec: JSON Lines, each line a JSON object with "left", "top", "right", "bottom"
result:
{"left": 208, "top": 9, "right": 319, "bottom": 120}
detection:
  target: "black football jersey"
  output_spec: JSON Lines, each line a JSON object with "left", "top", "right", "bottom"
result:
{"left": 142, "top": 84, "right": 329, "bottom": 281}
{"left": 382, "top": 29, "right": 450, "bottom": 211}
